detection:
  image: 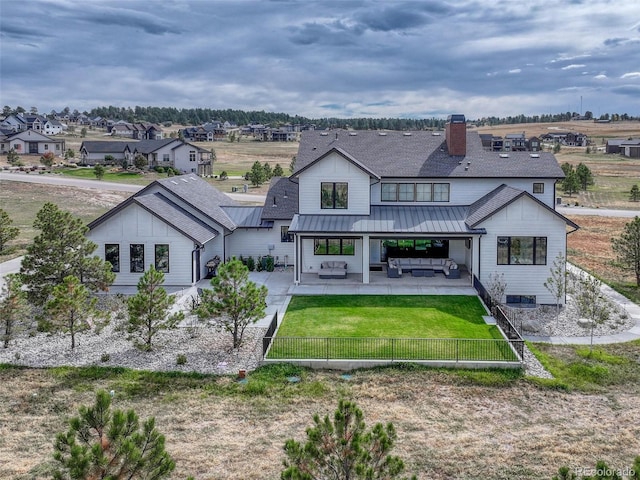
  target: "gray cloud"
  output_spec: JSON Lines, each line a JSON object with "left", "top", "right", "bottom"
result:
{"left": 0, "top": 0, "right": 639, "bottom": 119}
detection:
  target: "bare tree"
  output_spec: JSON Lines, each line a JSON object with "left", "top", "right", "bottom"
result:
{"left": 486, "top": 272, "right": 507, "bottom": 314}
{"left": 544, "top": 252, "right": 567, "bottom": 326}
{"left": 570, "top": 272, "right": 612, "bottom": 352}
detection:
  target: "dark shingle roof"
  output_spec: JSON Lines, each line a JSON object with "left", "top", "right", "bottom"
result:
{"left": 80, "top": 141, "right": 131, "bottom": 153}
{"left": 134, "top": 193, "right": 219, "bottom": 245}
{"left": 133, "top": 139, "right": 176, "bottom": 153}
{"left": 261, "top": 177, "right": 299, "bottom": 221}
{"left": 153, "top": 175, "right": 238, "bottom": 231}
{"left": 295, "top": 130, "right": 565, "bottom": 179}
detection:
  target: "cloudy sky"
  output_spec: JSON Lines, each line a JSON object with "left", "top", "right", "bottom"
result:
{"left": 1, "top": 0, "right": 640, "bottom": 119}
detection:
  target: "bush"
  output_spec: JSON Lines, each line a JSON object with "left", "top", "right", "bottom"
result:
{"left": 256, "top": 256, "right": 263, "bottom": 272}
{"left": 176, "top": 354, "right": 187, "bottom": 365}
{"left": 154, "top": 166, "right": 165, "bottom": 174}
{"left": 100, "top": 353, "right": 110, "bottom": 363}
{"left": 246, "top": 256, "right": 255, "bottom": 272}
{"left": 220, "top": 170, "right": 228, "bottom": 180}
{"left": 263, "top": 255, "right": 275, "bottom": 272}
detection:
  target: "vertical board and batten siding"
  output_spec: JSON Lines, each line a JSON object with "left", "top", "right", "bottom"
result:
{"left": 476, "top": 196, "right": 567, "bottom": 304}
{"left": 225, "top": 221, "right": 294, "bottom": 264}
{"left": 300, "top": 237, "right": 363, "bottom": 273}
{"left": 87, "top": 204, "right": 195, "bottom": 286}
{"left": 298, "top": 152, "right": 371, "bottom": 215}
{"left": 171, "top": 144, "right": 199, "bottom": 173}
{"left": 370, "top": 178, "right": 557, "bottom": 208}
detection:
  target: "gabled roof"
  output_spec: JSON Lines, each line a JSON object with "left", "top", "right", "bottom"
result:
{"left": 81, "top": 141, "right": 131, "bottom": 153}
{"left": 295, "top": 130, "right": 565, "bottom": 179}
{"left": 88, "top": 175, "right": 239, "bottom": 236}
{"left": 5, "top": 130, "right": 60, "bottom": 142}
{"left": 292, "top": 146, "right": 380, "bottom": 179}
{"left": 465, "top": 184, "right": 579, "bottom": 230}
{"left": 132, "top": 139, "right": 177, "bottom": 153}
{"left": 261, "top": 177, "right": 299, "bottom": 221}
{"left": 134, "top": 193, "right": 219, "bottom": 245}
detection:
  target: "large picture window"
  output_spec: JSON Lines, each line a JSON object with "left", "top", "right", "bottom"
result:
{"left": 130, "top": 244, "right": 145, "bottom": 273}
{"left": 497, "top": 236, "right": 547, "bottom": 265}
{"left": 314, "top": 238, "right": 355, "bottom": 255}
{"left": 155, "top": 244, "right": 169, "bottom": 273}
{"left": 380, "top": 183, "right": 449, "bottom": 202}
{"left": 105, "top": 244, "right": 120, "bottom": 273}
{"left": 321, "top": 182, "right": 348, "bottom": 209}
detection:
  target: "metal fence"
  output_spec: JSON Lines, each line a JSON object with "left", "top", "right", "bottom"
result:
{"left": 473, "top": 275, "right": 525, "bottom": 359}
{"left": 265, "top": 336, "right": 519, "bottom": 362}
{"left": 262, "top": 312, "right": 278, "bottom": 356}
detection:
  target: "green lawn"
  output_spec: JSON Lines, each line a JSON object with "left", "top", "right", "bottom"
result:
{"left": 58, "top": 167, "right": 157, "bottom": 185}
{"left": 269, "top": 296, "right": 518, "bottom": 361}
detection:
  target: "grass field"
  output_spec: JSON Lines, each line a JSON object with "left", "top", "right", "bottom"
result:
{"left": 268, "top": 296, "right": 515, "bottom": 361}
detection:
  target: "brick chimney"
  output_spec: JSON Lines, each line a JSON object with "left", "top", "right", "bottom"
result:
{"left": 445, "top": 114, "right": 466, "bottom": 156}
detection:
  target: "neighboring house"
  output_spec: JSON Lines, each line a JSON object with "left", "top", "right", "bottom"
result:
{"left": 43, "top": 119, "right": 65, "bottom": 136}
{"left": 79, "top": 139, "right": 212, "bottom": 175}
{"left": 0, "top": 114, "right": 27, "bottom": 132}
{"left": 110, "top": 121, "right": 163, "bottom": 140}
{"left": 0, "top": 129, "right": 65, "bottom": 155}
{"left": 88, "top": 114, "right": 577, "bottom": 305}
{"left": 607, "top": 138, "right": 640, "bottom": 157}
{"left": 261, "top": 126, "right": 300, "bottom": 142}
{"left": 541, "top": 131, "right": 588, "bottom": 147}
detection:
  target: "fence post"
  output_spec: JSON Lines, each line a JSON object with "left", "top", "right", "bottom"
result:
{"left": 455, "top": 339, "right": 459, "bottom": 362}
{"left": 391, "top": 338, "right": 395, "bottom": 361}
{"left": 326, "top": 337, "right": 330, "bottom": 360}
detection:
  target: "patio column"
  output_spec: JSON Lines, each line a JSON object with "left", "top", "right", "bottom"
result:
{"left": 293, "top": 234, "right": 300, "bottom": 284}
{"left": 362, "top": 234, "right": 370, "bottom": 284}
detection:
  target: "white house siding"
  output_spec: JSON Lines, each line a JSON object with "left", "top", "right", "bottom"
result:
{"left": 87, "top": 204, "right": 196, "bottom": 286}
{"left": 298, "top": 152, "right": 371, "bottom": 215}
{"left": 300, "top": 237, "right": 363, "bottom": 273}
{"left": 476, "top": 196, "right": 568, "bottom": 305}
{"left": 171, "top": 144, "right": 200, "bottom": 173}
{"left": 370, "top": 178, "right": 557, "bottom": 208}
{"left": 225, "top": 222, "right": 294, "bottom": 265}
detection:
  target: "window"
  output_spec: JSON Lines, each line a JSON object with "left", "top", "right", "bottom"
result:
{"left": 381, "top": 183, "right": 397, "bottom": 201}
{"left": 314, "top": 238, "right": 355, "bottom": 255}
{"left": 281, "top": 226, "right": 294, "bottom": 242}
{"left": 155, "top": 244, "right": 169, "bottom": 273}
{"left": 321, "top": 182, "right": 348, "bottom": 209}
{"left": 433, "top": 183, "right": 450, "bottom": 202}
{"left": 189, "top": 150, "right": 196, "bottom": 162}
{"left": 163, "top": 153, "right": 170, "bottom": 162}
{"left": 533, "top": 183, "right": 544, "bottom": 194}
{"left": 44, "top": 144, "right": 48, "bottom": 150}
{"left": 105, "top": 244, "right": 120, "bottom": 272}
{"left": 506, "top": 295, "right": 537, "bottom": 305}
{"left": 497, "top": 236, "right": 547, "bottom": 265}
{"left": 398, "top": 183, "right": 415, "bottom": 201}
{"left": 380, "top": 183, "right": 448, "bottom": 202}
{"left": 130, "top": 244, "right": 145, "bottom": 273}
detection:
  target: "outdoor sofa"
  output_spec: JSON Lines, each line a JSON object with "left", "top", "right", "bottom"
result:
{"left": 318, "top": 261, "right": 348, "bottom": 279}
{"left": 387, "top": 257, "right": 460, "bottom": 279}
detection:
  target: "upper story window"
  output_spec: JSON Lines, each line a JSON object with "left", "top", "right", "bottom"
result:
{"left": 382, "top": 182, "right": 449, "bottom": 202}
{"left": 321, "top": 182, "right": 348, "bottom": 209}
{"left": 533, "top": 183, "right": 544, "bottom": 194}
{"left": 497, "top": 236, "right": 547, "bottom": 265}
{"left": 189, "top": 151, "right": 196, "bottom": 162}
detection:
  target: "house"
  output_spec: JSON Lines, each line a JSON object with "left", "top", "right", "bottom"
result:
{"left": 43, "top": 119, "right": 65, "bottom": 136}
{"left": 541, "top": 131, "right": 588, "bottom": 147}
{"left": 79, "top": 139, "right": 212, "bottom": 175}
{"left": 110, "top": 121, "right": 163, "bottom": 140}
{"left": 0, "top": 129, "right": 65, "bottom": 155}
{"left": 607, "top": 138, "right": 640, "bottom": 157}
{"left": 0, "top": 114, "right": 27, "bottom": 132}
{"left": 87, "top": 114, "right": 577, "bottom": 305}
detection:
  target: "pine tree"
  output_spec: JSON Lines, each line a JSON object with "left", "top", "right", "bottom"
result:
{"left": 611, "top": 216, "right": 640, "bottom": 287}
{"left": 93, "top": 164, "right": 105, "bottom": 180}
{"left": 289, "top": 155, "right": 297, "bottom": 173}
{"left": 282, "top": 400, "right": 416, "bottom": 480}
{"left": 0, "top": 207, "right": 19, "bottom": 254}
{"left": 575, "top": 163, "right": 594, "bottom": 190}
{"left": 273, "top": 163, "right": 284, "bottom": 177}
{"left": 127, "top": 265, "right": 183, "bottom": 351}
{"left": 544, "top": 252, "right": 567, "bottom": 326}
{"left": 53, "top": 390, "right": 175, "bottom": 480}
{"left": 20, "top": 203, "right": 115, "bottom": 306}
{"left": 197, "top": 258, "right": 267, "bottom": 348}
{"left": 263, "top": 161, "right": 273, "bottom": 180}
{"left": 45, "top": 275, "right": 98, "bottom": 350}
{"left": 0, "top": 274, "right": 31, "bottom": 348}
{"left": 6, "top": 148, "right": 20, "bottom": 166}
{"left": 249, "top": 160, "right": 266, "bottom": 187}
{"left": 629, "top": 184, "right": 640, "bottom": 202}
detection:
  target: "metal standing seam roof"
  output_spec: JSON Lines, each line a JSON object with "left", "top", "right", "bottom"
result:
{"left": 289, "top": 205, "right": 485, "bottom": 234}
{"left": 134, "top": 193, "right": 219, "bottom": 245}
{"left": 221, "top": 206, "right": 273, "bottom": 228}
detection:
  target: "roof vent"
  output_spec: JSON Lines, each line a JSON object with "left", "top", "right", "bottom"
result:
{"left": 530, "top": 153, "right": 540, "bottom": 158}
{"left": 499, "top": 153, "right": 509, "bottom": 158}
{"left": 320, "top": 132, "right": 328, "bottom": 136}
{"left": 403, "top": 132, "right": 412, "bottom": 136}
{"left": 349, "top": 132, "right": 357, "bottom": 136}
{"left": 181, "top": 178, "right": 189, "bottom": 183}
{"left": 432, "top": 132, "right": 442, "bottom": 136}
{"left": 378, "top": 132, "right": 387, "bottom": 136}
{"left": 170, "top": 180, "right": 178, "bottom": 184}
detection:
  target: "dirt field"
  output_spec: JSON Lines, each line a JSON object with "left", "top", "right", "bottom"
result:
{"left": 1, "top": 367, "right": 638, "bottom": 480}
